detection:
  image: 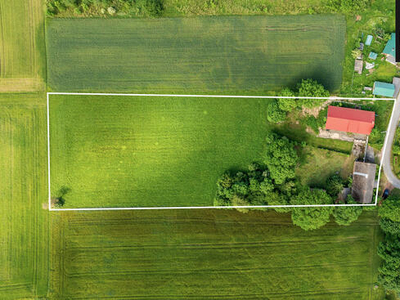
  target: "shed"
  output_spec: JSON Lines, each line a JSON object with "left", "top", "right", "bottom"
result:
{"left": 368, "top": 52, "right": 378, "bottom": 60}
{"left": 383, "top": 33, "right": 395, "bottom": 64}
{"left": 351, "top": 162, "right": 377, "bottom": 204}
{"left": 354, "top": 59, "right": 363, "bottom": 74}
{"left": 325, "top": 106, "right": 375, "bottom": 135}
{"left": 365, "top": 35, "right": 373, "bottom": 46}
{"left": 373, "top": 81, "right": 395, "bottom": 97}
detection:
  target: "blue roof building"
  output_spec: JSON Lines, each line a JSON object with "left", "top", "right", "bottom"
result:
{"left": 368, "top": 52, "right": 378, "bottom": 60}
{"left": 373, "top": 81, "right": 395, "bottom": 97}
{"left": 383, "top": 33, "right": 396, "bottom": 64}
{"left": 365, "top": 35, "right": 373, "bottom": 46}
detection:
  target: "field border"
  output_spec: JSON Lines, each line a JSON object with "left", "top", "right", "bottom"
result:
{"left": 47, "top": 92, "right": 396, "bottom": 211}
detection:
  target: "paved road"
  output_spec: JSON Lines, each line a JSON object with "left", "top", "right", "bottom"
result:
{"left": 382, "top": 96, "right": 400, "bottom": 189}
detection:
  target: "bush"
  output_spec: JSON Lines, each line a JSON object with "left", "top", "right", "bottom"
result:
{"left": 264, "top": 133, "right": 299, "bottom": 184}
{"left": 290, "top": 188, "right": 333, "bottom": 230}
{"left": 332, "top": 196, "right": 363, "bottom": 226}
{"left": 277, "top": 88, "right": 297, "bottom": 112}
{"left": 297, "top": 79, "right": 330, "bottom": 108}
{"left": 267, "top": 100, "right": 286, "bottom": 123}
{"left": 379, "top": 195, "right": 400, "bottom": 222}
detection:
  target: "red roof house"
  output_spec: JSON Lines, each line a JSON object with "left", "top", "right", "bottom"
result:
{"left": 325, "top": 106, "right": 375, "bottom": 135}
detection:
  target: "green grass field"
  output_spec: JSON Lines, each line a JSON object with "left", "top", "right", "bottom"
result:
{"left": 50, "top": 94, "right": 271, "bottom": 208}
{"left": 50, "top": 209, "right": 384, "bottom": 299}
{"left": 0, "top": 0, "right": 46, "bottom": 92}
{"left": 0, "top": 94, "right": 48, "bottom": 298}
{"left": 47, "top": 15, "right": 345, "bottom": 94}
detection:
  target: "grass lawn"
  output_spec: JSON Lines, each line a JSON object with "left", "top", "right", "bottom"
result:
{"left": 46, "top": 15, "right": 345, "bottom": 94}
{"left": 297, "top": 146, "right": 353, "bottom": 188}
{"left": 0, "top": 0, "right": 46, "bottom": 92}
{"left": 50, "top": 209, "right": 384, "bottom": 299}
{"left": 49, "top": 94, "right": 273, "bottom": 208}
{"left": 0, "top": 94, "right": 48, "bottom": 298}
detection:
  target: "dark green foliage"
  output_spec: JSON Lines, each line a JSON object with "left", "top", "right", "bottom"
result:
{"left": 326, "top": 0, "right": 370, "bottom": 13}
{"left": 326, "top": 174, "right": 344, "bottom": 198}
{"left": 379, "top": 195, "right": 400, "bottom": 222}
{"left": 267, "top": 100, "right": 286, "bottom": 123}
{"left": 277, "top": 88, "right": 297, "bottom": 112}
{"left": 379, "top": 218, "right": 400, "bottom": 236}
{"left": 332, "top": 196, "right": 363, "bottom": 226}
{"left": 264, "top": 133, "right": 299, "bottom": 184}
{"left": 377, "top": 233, "right": 400, "bottom": 293}
{"left": 297, "top": 79, "right": 330, "bottom": 108}
{"left": 46, "top": 0, "right": 164, "bottom": 17}
{"left": 291, "top": 188, "right": 333, "bottom": 230}
{"left": 266, "top": 192, "right": 291, "bottom": 213}
{"left": 214, "top": 163, "right": 269, "bottom": 209}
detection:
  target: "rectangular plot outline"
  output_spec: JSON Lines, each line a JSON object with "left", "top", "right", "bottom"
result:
{"left": 47, "top": 92, "right": 396, "bottom": 211}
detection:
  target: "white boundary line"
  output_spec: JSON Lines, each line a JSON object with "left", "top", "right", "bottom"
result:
{"left": 47, "top": 92, "right": 395, "bottom": 211}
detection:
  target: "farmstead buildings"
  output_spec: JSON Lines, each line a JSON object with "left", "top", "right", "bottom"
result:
{"left": 325, "top": 106, "right": 375, "bottom": 135}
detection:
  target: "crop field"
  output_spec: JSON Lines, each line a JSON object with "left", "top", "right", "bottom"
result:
{"left": 47, "top": 15, "right": 345, "bottom": 94}
{"left": 49, "top": 94, "right": 272, "bottom": 208}
{"left": 0, "top": 94, "right": 48, "bottom": 298}
{"left": 50, "top": 209, "right": 383, "bottom": 299}
{"left": 0, "top": 0, "right": 46, "bottom": 92}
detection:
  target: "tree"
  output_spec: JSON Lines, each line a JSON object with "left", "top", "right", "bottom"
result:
{"left": 290, "top": 189, "right": 333, "bottom": 230}
{"left": 332, "top": 195, "right": 363, "bottom": 226}
{"left": 264, "top": 133, "right": 299, "bottom": 184}
{"left": 377, "top": 235, "right": 400, "bottom": 293}
{"left": 380, "top": 218, "right": 400, "bottom": 236}
{"left": 277, "top": 88, "right": 297, "bottom": 112}
{"left": 266, "top": 192, "right": 291, "bottom": 213}
{"left": 325, "top": 174, "right": 344, "bottom": 198}
{"left": 297, "top": 79, "right": 329, "bottom": 108}
{"left": 379, "top": 195, "right": 400, "bottom": 222}
{"left": 267, "top": 100, "right": 286, "bottom": 123}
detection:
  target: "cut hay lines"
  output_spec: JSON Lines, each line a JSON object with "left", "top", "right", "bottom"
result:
{"left": 0, "top": 98, "right": 48, "bottom": 299}
{"left": 51, "top": 210, "right": 379, "bottom": 299}
{"left": 0, "top": 0, "right": 45, "bottom": 92}
{"left": 46, "top": 15, "right": 345, "bottom": 93}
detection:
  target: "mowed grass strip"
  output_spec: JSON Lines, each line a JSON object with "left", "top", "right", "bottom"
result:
{"left": 47, "top": 15, "right": 345, "bottom": 93}
{"left": 0, "top": 0, "right": 46, "bottom": 92}
{"left": 50, "top": 95, "right": 270, "bottom": 208}
{"left": 0, "top": 94, "right": 48, "bottom": 298}
{"left": 50, "top": 209, "right": 382, "bottom": 299}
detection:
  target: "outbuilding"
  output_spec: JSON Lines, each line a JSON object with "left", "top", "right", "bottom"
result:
{"left": 373, "top": 81, "right": 395, "bottom": 97}
{"left": 325, "top": 106, "right": 375, "bottom": 135}
{"left": 365, "top": 35, "right": 373, "bottom": 46}
{"left": 383, "top": 33, "right": 396, "bottom": 64}
{"left": 351, "top": 161, "right": 377, "bottom": 204}
{"left": 368, "top": 52, "right": 378, "bottom": 60}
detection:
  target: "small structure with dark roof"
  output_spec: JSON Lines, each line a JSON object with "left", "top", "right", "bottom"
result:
{"left": 351, "top": 162, "right": 377, "bottom": 203}
{"left": 325, "top": 106, "right": 375, "bottom": 135}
